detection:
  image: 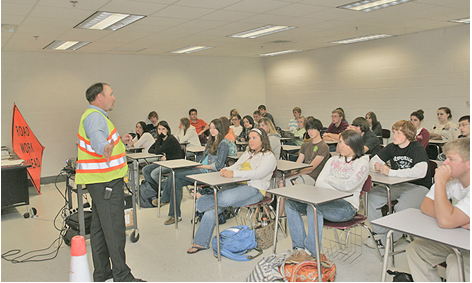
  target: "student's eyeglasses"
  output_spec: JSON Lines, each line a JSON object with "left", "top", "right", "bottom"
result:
{"left": 331, "top": 115, "right": 340, "bottom": 118}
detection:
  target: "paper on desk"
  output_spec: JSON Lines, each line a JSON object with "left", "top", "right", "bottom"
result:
{"left": 2, "top": 159, "right": 24, "bottom": 166}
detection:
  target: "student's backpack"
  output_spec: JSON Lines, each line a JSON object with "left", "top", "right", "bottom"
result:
{"left": 387, "top": 270, "right": 414, "bottom": 282}
{"left": 211, "top": 225, "right": 262, "bottom": 261}
{"left": 139, "top": 180, "right": 158, "bottom": 208}
{"left": 224, "top": 138, "right": 237, "bottom": 156}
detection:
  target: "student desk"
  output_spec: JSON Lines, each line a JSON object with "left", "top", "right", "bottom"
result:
{"left": 270, "top": 184, "right": 352, "bottom": 282}
{"left": 227, "top": 151, "right": 244, "bottom": 160}
{"left": 373, "top": 208, "right": 470, "bottom": 282}
{"left": 428, "top": 139, "right": 448, "bottom": 145}
{"left": 153, "top": 159, "right": 201, "bottom": 227}
{"left": 186, "top": 146, "right": 206, "bottom": 154}
{"left": 281, "top": 144, "right": 301, "bottom": 160}
{"left": 126, "top": 147, "right": 144, "bottom": 153}
{"left": 127, "top": 152, "right": 162, "bottom": 208}
{"left": 370, "top": 172, "right": 420, "bottom": 215}
{"left": 186, "top": 172, "right": 250, "bottom": 261}
{"left": 276, "top": 160, "right": 312, "bottom": 186}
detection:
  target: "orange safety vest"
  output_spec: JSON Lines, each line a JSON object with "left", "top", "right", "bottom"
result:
{"left": 75, "top": 108, "right": 128, "bottom": 185}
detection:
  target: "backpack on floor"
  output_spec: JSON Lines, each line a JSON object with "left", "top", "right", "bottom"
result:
{"left": 211, "top": 225, "right": 262, "bottom": 261}
{"left": 281, "top": 254, "right": 336, "bottom": 282}
{"left": 139, "top": 180, "right": 158, "bottom": 208}
{"left": 387, "top": 270, "right": 414, "bottom": 282}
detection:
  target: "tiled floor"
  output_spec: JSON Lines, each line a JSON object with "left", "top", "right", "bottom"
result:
{"left": 1, "top": 182, "right": 411, "bottom": 282}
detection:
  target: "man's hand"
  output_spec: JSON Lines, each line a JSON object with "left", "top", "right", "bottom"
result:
{"left": 161, "top": 156, "right": 167, "bottom": 161}
{"left": 379, "top": 165, "right": 390, "bottom": 176}
{"left": 434, "top": 164, "right": 453, "bottom": 185}
{"left": 104, "top": 139, "right": 115, "bottom": 162}
{"left": 220, "top": 169, "right": 233, "bottom": 178}
{"left": 374, "top": 162, "right": 383, "bottom": 172}
{"left": 121, "top": 133, "right": 132, "bottom": 144}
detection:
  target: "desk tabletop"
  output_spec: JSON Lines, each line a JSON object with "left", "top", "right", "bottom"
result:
{"left": 187, "top": 171, "right": 250, "bottom": 186}
{"left": 324, "top": 140, "right": 338, "bottom": 145}
{"left": 227, "top": 151, "right": 244, "bottom": 160}
{"left": 282, "top": 145, "right": 301, "bottom": 151}
{"left": 236, "top": 140, "right": 248, "bottom": 145}
{"left": 372, "top": 208, "right": 469, "bottom": 251}
{"left": 179, "top": 141, "right": 190, "bottom": 145}
{"left": 280, "top": 137, "right": 294, "bottom": 141}
{"left": 126, "top": 147, "right": 144, "bottom": 153}
{"left": 153, "top": 159, "right": 201, "bottom": 169}
{"left": 429, "top": 139, "right": 448, "bottom": 144}
{"left": 127, "top": 152, "right": 161, "bottom": 160}
{"left": 270, "top": 184, "right": 352, "bottom": 205}
{"left": 186, "top": 146, "right": 206, "bottom": 153}
{"left": 370, "top": 171, "right": 420, "bottom": 186}
{"left": 277, "top": 160, "right": 312, "bottom": 172}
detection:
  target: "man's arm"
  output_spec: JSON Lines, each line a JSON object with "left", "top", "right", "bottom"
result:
{"left": 198, "top": 124, "right": 209, "bottom": 136}
{"left": 429, "top": 165, "right": 470, "bottom": 229}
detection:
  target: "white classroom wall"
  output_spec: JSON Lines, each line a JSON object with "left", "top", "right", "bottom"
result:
{"left": 264, "top": 25, "right": 470, "bottom": 131}
{"left": 1, "top": 24, "right": 470, "bottom": 179}
{"left": 1, "top": 53, "right": 266, "bottom": 177}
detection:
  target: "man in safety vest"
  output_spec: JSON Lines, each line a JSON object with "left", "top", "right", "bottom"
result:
{"left": 76, "top": 82, "right": 145, "bottom": 282}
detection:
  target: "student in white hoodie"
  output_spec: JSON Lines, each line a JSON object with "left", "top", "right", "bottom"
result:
{"left": 187, "top": 128, "right": 277, "bottom": 254}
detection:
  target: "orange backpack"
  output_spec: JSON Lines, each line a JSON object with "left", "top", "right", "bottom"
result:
{"left": 280, "top": 254, "right": 336, "bottom": 282}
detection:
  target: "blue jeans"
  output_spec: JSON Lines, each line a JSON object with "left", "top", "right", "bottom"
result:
{"left": 285, "top": 198, "right": 356, "bottom": 256}
{"left": 193, "top": 184, "right": 264, "bottom": 248}
{"left": 142, "top": 163, "right": 171, "bottom": 191}
{"left": 162, "top": 167, "right": 207, "bottom": 218}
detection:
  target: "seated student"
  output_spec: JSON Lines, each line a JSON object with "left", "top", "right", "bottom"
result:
{"left": 147, "top": 111, "right": 159, "bottom": 139}
{"left": 365, "top": 120, "right": 431, "bottom": 249}
{"left": 406, "top": 138, "right": 470, "bottom": 282}
{"left": 336, "top": 107, "right": 348, "bottom": 124}
{"left": 161, "top": 119, "right": 229, "bottom": 225}
{"left": 291, "top": 116, "right": 307, "bottom": 146}
{"left": 302, "top": 116, "right": 316, "bottom": 142}
{"left": 238, "top": 115, "right": 255, "bottom": 142}
{"left": 219, "top": 116, "right": 235, "bottom": 142}
{"left": 430, "top": 107, "right": 460, "bottom": 141}
{"left": 279, "top": 118, "right": 330, "bottom": 188}
{"left": 187, "top": 128, "right": 277, "bottom": 254}
{"left": 230, "top": 114, "right": 243, "bottom": 137}
{"left": 253, "top": 110, "right": 261, "bottom": 128}
{"left": 288, "top": 107, "right": 302, "bottom": 132}
{"left": 458, "top": 115, "right": 470, "bottom": 138}
{"left": 175, "top": 117, "right": 200, "bottom": 148}
{"left": 229, "top": 109, "right": 239, "bottom": 125}
{"left": 258, "top": 104, "right": 276, "bottom": 126}
{"left": 323, "top": 109, "right": 349, "bottom": 152}
{"left": 365, "top": 111, "right": 383, "bottom": 138}
{"left": 189, "top": 108, "right": 210, "bottom": 137}
{"left": 347, "top": 117, "right": 381, "bottom": 158}
{"left": 259, "top": 117, "right": 281, "bottom": 160}
{"left": 410, "top": 109, "right": 430, "bottom": 149}
{"left": 142, "top": 121, "right": 184, "bottom": 206}
{"left": 129, "top": 121, "right": 155, "bottom": 153}
{"left": 285, "top": 130, "right": 369, "bottom": 261}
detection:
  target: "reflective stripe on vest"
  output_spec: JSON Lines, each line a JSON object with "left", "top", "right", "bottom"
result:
{"left": 76, "top": 108, "right": 128, "bottom": 185}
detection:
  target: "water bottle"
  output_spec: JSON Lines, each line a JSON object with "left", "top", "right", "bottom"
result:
{"left": 262, "top": 217, "right": 268, "bottom": 226}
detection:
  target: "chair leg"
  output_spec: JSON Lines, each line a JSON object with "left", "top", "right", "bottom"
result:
{"left": 361, "top": 223, "right": 383, "bottom": 261}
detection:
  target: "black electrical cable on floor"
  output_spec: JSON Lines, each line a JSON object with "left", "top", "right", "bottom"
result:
{"left": 1, "top": 168, "right": 77, "bottom": 263}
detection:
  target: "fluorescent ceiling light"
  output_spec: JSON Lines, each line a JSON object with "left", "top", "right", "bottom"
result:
{"left": 338, "top": 0, "right": 415, "bottom": 12}
{"left": 260, "top": 50, "right": 301, "bottom": 56}
{"left": 75, "top": 11, "right": 145, "bottom": 31}
{"left": 1, "top": 24, "right": 17, "bottom": 33}
{"left": 43, "top": 40, "right": 91, "bottom": 51}
{"left": 169, "top": 46, "right": 213, "bottom": 54}
{"left": 229, "top": 25, "right": 296, "bottom": 39}
{"left": 449, "top": 17, "right": 470, "bottom": 24}
{"left": 331, "top": 34, "right": 394, "bottom": 44}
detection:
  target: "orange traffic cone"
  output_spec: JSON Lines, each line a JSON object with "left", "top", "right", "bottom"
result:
{"left": 69, "top": 235, "right": 92, "bottom": 282}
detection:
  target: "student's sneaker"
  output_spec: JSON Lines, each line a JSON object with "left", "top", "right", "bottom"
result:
{"left": 164, "top": 216, "right": 182, "bottom": 225}
{"left": 286, "top": 248, "right": 315, "bottom": 264}
{"left": 363, "top": 232, "right": 384, "bottom": 249}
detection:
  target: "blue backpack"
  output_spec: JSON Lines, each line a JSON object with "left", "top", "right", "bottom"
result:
{"left": 211, "top": 225, "right": 262, "bottom": 261}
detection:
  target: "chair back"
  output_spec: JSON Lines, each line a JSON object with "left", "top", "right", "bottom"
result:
{"left": 362, "top": 175, "right": 372, "bottom": 193}
{"left": 181, "top": 145, "right": 187, "bottom": 160}
{"left": 429, "top": 160, "right": 438, "bottom": 182}
{"left": 382, "top": 129, "right": 390, "bottom": 139}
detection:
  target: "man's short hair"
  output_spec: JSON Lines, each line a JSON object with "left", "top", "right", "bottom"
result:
{"left": 392, "top": 120, "right": 416, "bottom": 142}
{"left": 86, "top": 82, "right": 108, "bottom": 103}
{"left": 232, "top": 114, "right": 241, "bottom": 120}
{"left": 253, "top": 110, "right": 261, "bottom": 115}
{"left": 293, "top": 107, "right": 301, "bottom": 114}
{"left": 459, "top": 115, "right": 470, "bottom": 123}
{"left": 443, "top": 137, "right": 470, "bottom": 162}
{"left": 305, "top": 118, "right": 323, "bottom": 132}
{"left": 332, "top": 109, "right": 344, "bottom": 119}
{"left": 189, "top": 108, "right": 197, "bottom": 115}
{"left": 148, "top": 111, "right": 158, "bottom": 120}
{"left": 258, "top": 105, "right": 266, "bottom": 111}
{"left": 352, "top": 117, "right": 369, "bottom": 133}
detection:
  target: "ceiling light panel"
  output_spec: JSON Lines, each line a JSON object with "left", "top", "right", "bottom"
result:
{"left": 229, "top": 25, "right": 297, "bottom": 39}
{"left": 43, "top": 40, "right": 91, "bottom": 51}
{"left": 338, "top": 0, "right": 416, "bottom": 12}
{"left": 260, "top": 50, "right": 301, "bottom": 56}
{"left": 75, "top": 11, "right": 146, "bottom": 31}
{"left": 449, "top": 17, "right": 470, "bottom": 24}
{"left": 169, "top": 46, "right": 213, "bottom": 54}
{"left": 330, "top": 34, "right": 394, "bottom": 44}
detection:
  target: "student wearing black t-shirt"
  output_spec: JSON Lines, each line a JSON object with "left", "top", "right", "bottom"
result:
{"left": 347, "top": 117, "right": 381, "bottom": 158}
{"left": 365, "top": 120, "right": 431, "bottom": 249}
